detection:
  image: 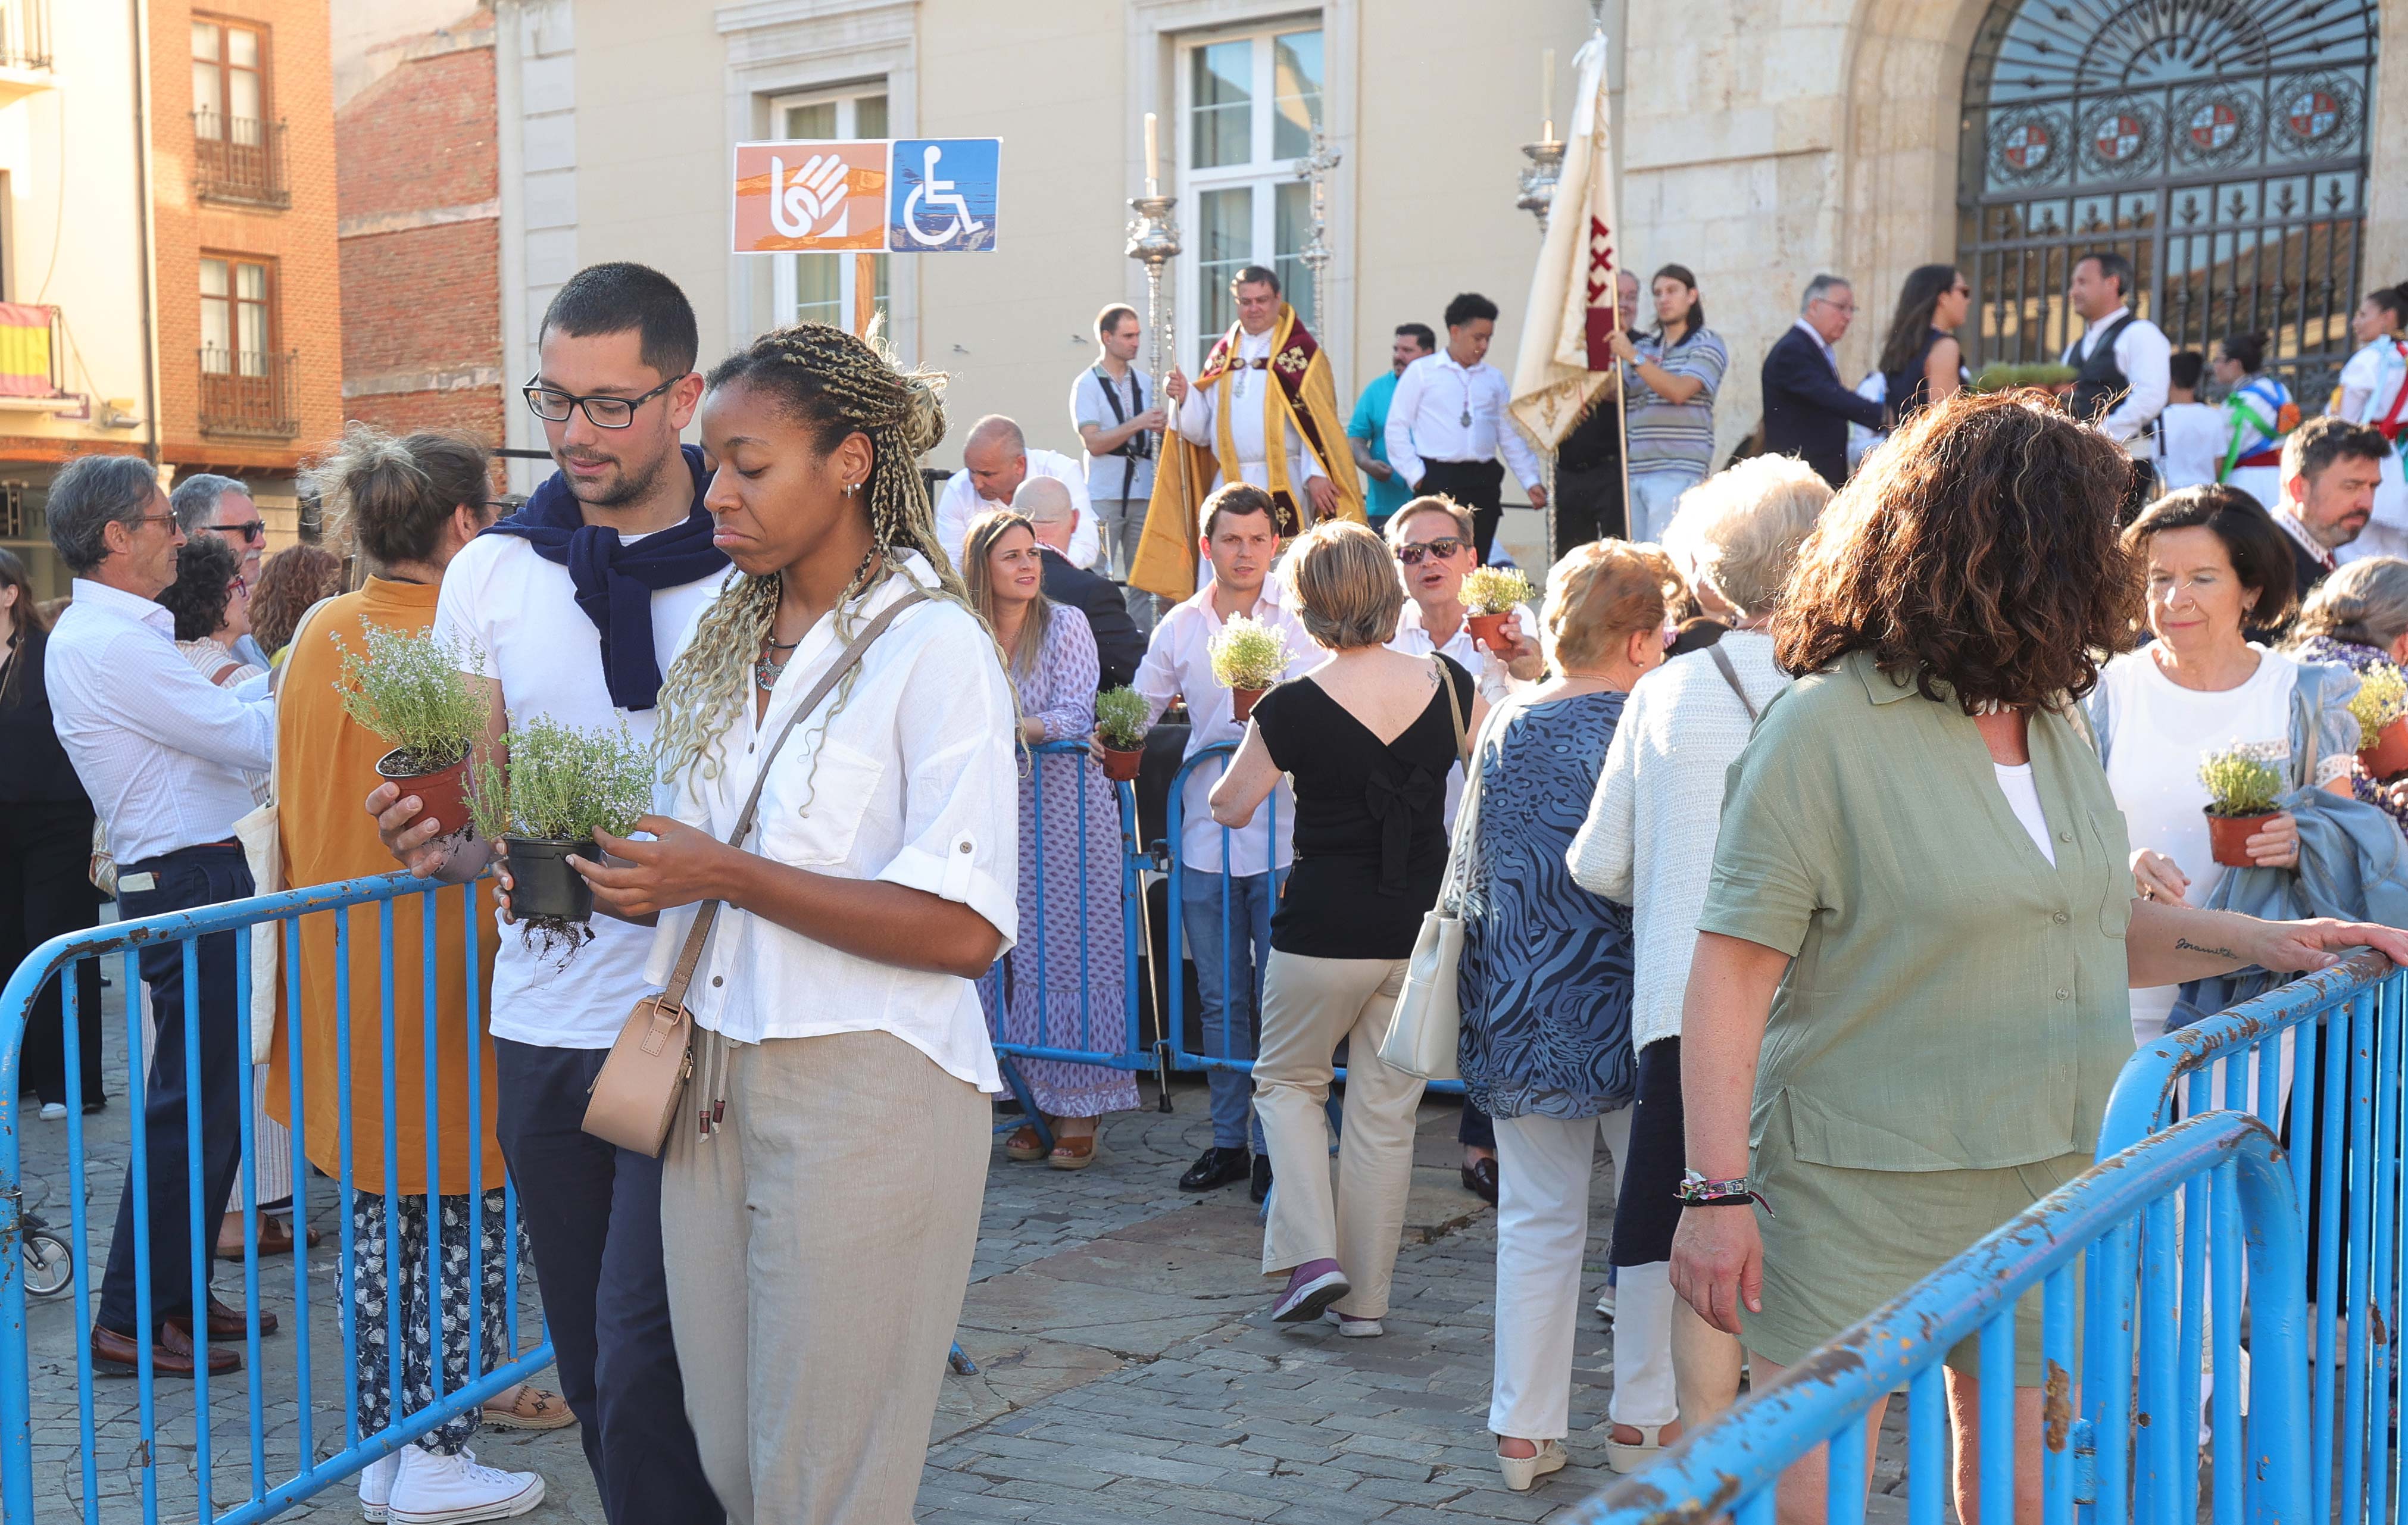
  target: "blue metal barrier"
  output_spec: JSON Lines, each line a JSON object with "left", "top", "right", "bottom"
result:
{"left": 1565, "top": 1110, "right": 2310, "bottom": 1525}
{"left": 2094, "top": 951, "right": 2405, "bottom": 1525}
{"left": 0, "top": 871, "right": 552, "bottom": 1525}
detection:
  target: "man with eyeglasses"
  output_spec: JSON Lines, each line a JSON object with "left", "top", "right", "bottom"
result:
{"left": 1762, "top": 274, "right": 1887, "bottom": 488}
{"left": 368, "top": 261, "right": 725, "bottom": 1525}
{"left": 170, "top": 473, "right": 271, "bottom": 668}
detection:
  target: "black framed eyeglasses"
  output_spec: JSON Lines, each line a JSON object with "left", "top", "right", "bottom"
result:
{"left": 521, "top": 374, "right": 679, "bottom": 429}
{"left": 1394, "top": 537, "right": 1467, "bottom": 566}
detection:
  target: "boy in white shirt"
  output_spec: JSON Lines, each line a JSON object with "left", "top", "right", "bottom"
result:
{"left": 2156, "top": 350, "right": 2225, "bottom": 492}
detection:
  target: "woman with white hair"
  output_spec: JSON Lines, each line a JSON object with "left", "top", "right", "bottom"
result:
{"left": 2285, "top": 555, "right": 2408, "bottom": 835}
{"left": 1565, "top": 454, "right": 1833, "bottom": 1473}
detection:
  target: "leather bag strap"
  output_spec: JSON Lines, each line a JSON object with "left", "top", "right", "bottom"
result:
{"left": 1436, "top": 654, "right": 1469, "bottom": 765}
{"left": 656, "top": 588, "right": 930, "bottom": 1007}
{"left": 1707, "top": 640, "right": 1760, "bottom": 722}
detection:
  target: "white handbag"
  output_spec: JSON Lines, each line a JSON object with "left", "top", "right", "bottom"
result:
{"left": 1378, "top": 658, "right": 1482, "bottom": 1081}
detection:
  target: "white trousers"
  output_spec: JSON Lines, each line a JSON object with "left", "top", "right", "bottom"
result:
{"left": 1492, "top": 1107, "right": 1676, "bottom": 1439}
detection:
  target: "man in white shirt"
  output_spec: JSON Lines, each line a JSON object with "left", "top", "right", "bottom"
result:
{"left": 2061, "top": 251, "right": 2172, "bottom": 467}
{"left": 371, "top": 262, "right": 724, "bottom": 1525}
{"left": 170, "top": 473, "right": 272, "bottom": 669}
{"left": 1129, "top": 483, "right": 1312, "bottom": 1201}
{"left": 933, "top": 414, "right": 1098, "bottom": 571}
{"left": 43, "top": 454, "right": 276, "bottom": 1379}
{"left": 1072, "top": 303, "right": 1164, "bottom": 631}
{"left": 2335, "top": 285, "right": 2408, "bottom": 563}
{"left": 1384, "top": 292, "right": 1548, "bottom": 564}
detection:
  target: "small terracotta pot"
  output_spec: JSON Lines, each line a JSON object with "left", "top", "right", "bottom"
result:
{"left": 1098, "top": 743, "right": 1145, "bottom": 783}
{"left": 2360, "top": 714, "right": 2408, "bottom": 782}
{"left": 375, "top": 748, "right": 474, "bottom": 839}
{"left": 505, "top": 836, "right": 598, "bottom": 921}
{"left": 1466, "top": 611, "right": 1512, "bottom": 653}
{"left": 1230, "top": 685, "right": 1267, "bottom": 723}
{"left": 2204, "top": 808, "right": 2279, "bottom": 869}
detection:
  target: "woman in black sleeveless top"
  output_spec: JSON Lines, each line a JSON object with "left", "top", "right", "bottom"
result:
{"left": 1210, "top": 521, "right": 1484, "bottom": 1335}
{"left": 1876, "top": 264, "right": 1970, "bottom": 426}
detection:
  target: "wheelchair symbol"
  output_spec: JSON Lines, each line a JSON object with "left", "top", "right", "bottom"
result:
{"left": 900, "top": 143, "right": 987, "bottom": 247}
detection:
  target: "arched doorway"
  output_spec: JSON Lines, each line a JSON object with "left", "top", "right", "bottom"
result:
{"left": 1958, "top": 0, "right": 2380, "bottom": 399}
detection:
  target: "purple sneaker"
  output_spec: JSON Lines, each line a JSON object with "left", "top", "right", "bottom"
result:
{"left": 1272, "top": 1259, "right": 1351, "bottom": 1324}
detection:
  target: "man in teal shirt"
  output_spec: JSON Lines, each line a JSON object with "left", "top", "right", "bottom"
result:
{"left": 1349, "top": 323, "right": 1436, "bottom": 530}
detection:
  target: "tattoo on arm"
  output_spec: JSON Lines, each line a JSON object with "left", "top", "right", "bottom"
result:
{"left": 2175, "top": 937, "right": 2240, "bottom": 960}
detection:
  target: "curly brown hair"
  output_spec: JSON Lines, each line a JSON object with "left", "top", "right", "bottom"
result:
{"left": 1773, "top": 389, "right": 2142, "bottom": 710}
{"left": 249, "top": 543, "right": 343, "bottom": 657}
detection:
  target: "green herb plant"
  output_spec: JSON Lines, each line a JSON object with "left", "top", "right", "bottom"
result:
{"left": 1095, "top": 685, "right": 1150, "bottom": 751}
{"left": 1969, "top": 361, "right": 2079, "bottom": 393}
{"left": 470, "top": 715, "right": 655, "bottom": 845}
{"left": 2197, "top": 744, "right": 2284, "bottom": 818}
{"left": 1460, "top": 566, "right": 1536, "bottom": 617}
{"left": 1208, "top": 614, "right": 1291, "bottom": 692}
{"left": 334, "top": 623, "right": 485, "bottom": 774}
{"left": 2347, "top": 666, "right": 2407, "bottom": 751}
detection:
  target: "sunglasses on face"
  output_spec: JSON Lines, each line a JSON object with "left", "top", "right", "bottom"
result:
{"left": 213, "top": 518, "right": 267, "bottom": 543}
{"left": 1394, "top": 538, "right": 1466, "bottom": 566}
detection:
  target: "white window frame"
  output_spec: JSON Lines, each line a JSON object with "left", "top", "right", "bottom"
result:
{"left": 1175, "top": 21, "right": 1325, "bottom": 370}
{"left": 766, "top": 86, "right": 891, "bottom": 334}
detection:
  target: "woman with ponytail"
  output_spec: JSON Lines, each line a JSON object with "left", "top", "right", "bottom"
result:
{"left": 567, "top": 322, "right": 1019, "bottom": 1523}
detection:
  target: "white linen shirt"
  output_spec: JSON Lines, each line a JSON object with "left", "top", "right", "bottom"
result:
{"left": 1173, "top": 326, "right": 1329, "bottom": 493}
{"left": 1387, "top": 599, "right": 1530, "bottom": 827}
{"left": 935, "top": 448, "right": 1098, "bottom": 571}
{"left": 1132, "top": 577, "right": 1313, "bottom": 876}
{"left": 46, "top": 577, "right": 276, "bottom": 864}
{"left": 2060, "top": 306, "right": 2172, "bottom": 452}
{"left": 643, "top": 558, "right": 1017, "bottom": 1092}
{"left": 1383, "top": 352, "right": 1544, "bottom": 493}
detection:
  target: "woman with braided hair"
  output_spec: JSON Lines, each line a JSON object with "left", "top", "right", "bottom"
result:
{"left": 566, "top": 322, "right": 1020, "bottom": 1523}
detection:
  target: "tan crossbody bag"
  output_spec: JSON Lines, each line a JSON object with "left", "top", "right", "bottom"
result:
{"left": 581, "top": 589, "right": 929, "bottom": 1155}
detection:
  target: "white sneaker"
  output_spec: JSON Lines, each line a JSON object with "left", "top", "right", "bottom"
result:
{"left": 358, "top": 1450, "right": 399, "bottom": 1521}
{"left": 386, "top": 1445, "right": 544, "bottom": 1524}
{"left": 38, "top": 1102, "right": 66, "bottom": 1121}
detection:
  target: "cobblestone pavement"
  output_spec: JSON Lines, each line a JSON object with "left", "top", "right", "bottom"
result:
{"left": 15, "top": 993, "right": 1920, "bottom": 1524}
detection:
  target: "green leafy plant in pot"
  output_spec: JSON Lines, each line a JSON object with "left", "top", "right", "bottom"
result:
{"left": 1459, "top": 566, "right": 1535, "bottom": 654}
{"left": 335, "top": 623, "right": 486, "bottom": 845}
{"left": 1207, "top": 614, "right": 1290, "bottom": 723}
{"left": 2197, "top": 743, "right": 2285, "bottom": 869}
{"left": 2349, "top": 665, "right": 2408, "bottom": 782}
{"left": 1094, "top": 685, "right": 1151, "bottom": 782}
{"left": 470, "top": 715, "right": 654, "bottom": 954}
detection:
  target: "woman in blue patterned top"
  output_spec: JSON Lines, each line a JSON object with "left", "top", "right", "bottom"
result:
{"left": 1454, "top": 540, "right": 1686, "bottom": 1492}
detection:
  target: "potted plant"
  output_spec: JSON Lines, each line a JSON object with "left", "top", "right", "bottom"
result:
{"left": 1969, "top": 361, "right": 2079, "bottom": 395}
{"left": 470, "top": 715, "right": 655, "bottom": 952}
{"left": 334, "top": 624, "right": 486, "bottom": 845}
{"left": 1094, "top": 685, "right": 1151, "bottom": 782}
{"left": 1208, "top": 613, "right": 1290, "bottom": 723}
{"left": 2197, "top": 743, "right": 2286, "bottom": 869}
{"left": 1459, "top": 566, "right": 1536, "bottom": 654}
{"left": 2350, "top": 665, "right": 2408, "bottom": 782}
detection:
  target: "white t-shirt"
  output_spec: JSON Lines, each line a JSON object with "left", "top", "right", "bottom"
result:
{"left": 1992, "top": 762, "right": 2054, "bottom": 865}
{"left": 2155, "top": 402, "right": 2226, "bottom": 491}
{"left": 433, "top": 532, "right": 730, "bottom": 1048}
{"left": 1070, "top": 365, "right": 1157, "bottom": 502}
{"left": 2097, "top": 645, "right": 2298, "bottom": 1036}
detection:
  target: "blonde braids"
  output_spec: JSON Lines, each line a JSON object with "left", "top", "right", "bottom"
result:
{"left": 655, "top": 322, "right": 972, "bottom": 785}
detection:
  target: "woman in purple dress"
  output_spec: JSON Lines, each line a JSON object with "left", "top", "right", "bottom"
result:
{"left": 964, "top": 510, "right": 1137, "bottom": 1167}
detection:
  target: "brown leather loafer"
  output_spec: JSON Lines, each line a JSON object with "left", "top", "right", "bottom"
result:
{"left": 91, "top": 1321, "right": 240, "bottom": 1377}
{"left": 167, "top": 1293, "right": 277, "bottom": 1342}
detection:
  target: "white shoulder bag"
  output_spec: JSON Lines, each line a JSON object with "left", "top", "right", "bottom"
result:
{"left": 1379, "top": 657, "right": 1481, "bottom": 1080}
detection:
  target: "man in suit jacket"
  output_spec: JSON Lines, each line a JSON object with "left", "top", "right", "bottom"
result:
{"left": 1014, "top": 477, "right": 1144, "bottom": 690}
{"left": 1762, "top": 274, "right": 1887, "bottom": 487}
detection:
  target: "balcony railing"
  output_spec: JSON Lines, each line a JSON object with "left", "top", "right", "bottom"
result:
{"left": 192, "top": 110, "right": 290, "bottom": 208}
{"left": 0, "top": 0, "right": 51, "bottom": 71}
{"left": 198, "top": 347, "right": 299, "bottom": 438}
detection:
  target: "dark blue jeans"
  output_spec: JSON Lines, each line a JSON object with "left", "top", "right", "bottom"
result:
{"left": 493, "top": 1038, "right": 721, "bottom": 1525}
{"left": 95, "top": 843, "right": 252, "bottom": 1336}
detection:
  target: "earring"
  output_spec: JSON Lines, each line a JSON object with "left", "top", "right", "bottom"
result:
{"left": 842, "top": 482, "right": 860, "bottom": 496}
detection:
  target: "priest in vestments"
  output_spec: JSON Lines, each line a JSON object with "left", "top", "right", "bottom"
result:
{"left": 1130, "top": 265, "right": 1361, "bottom": 599}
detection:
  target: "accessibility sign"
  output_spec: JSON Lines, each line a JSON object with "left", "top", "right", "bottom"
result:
{"left": 733, "top": 138, "right": 998, "bottom": 255}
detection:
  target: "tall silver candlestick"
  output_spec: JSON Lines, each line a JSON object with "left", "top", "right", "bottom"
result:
{"left": 1125, "top": 191, "right": 1182, "bottom": 410}
{"left": 1291, "top": 125, "right": 1340, "bottom": 330}
{"left": 1517, "top": 136, "right": 1567, "bottom": 233}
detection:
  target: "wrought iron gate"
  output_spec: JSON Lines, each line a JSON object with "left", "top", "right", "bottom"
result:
{"left": 1957, "top": 0, "right": 2379, "bottom": 402}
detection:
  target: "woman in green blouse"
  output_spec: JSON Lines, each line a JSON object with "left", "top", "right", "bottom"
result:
{"left": 1668, "top": 390, "right": 2408, "bottom": 1525}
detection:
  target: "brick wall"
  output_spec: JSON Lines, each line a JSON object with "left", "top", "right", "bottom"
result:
{"left": 336, "top": 22, "right": 503, "bottom": 455}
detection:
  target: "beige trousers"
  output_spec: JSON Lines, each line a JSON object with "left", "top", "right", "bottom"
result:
{"left": 661, "top": 1029, "right": 989, "bottom": 1525}
{"left": 1253, "top": 949, "right": 1424, "bottom": 1318}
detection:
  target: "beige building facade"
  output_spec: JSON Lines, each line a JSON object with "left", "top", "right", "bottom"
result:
{"left": 487, "top": 0, "right": 2399, "bottom": 493}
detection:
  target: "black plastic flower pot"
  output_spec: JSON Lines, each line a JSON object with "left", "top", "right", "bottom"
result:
{"left": 505, "top": 836, "right": 598, "bottom": 922}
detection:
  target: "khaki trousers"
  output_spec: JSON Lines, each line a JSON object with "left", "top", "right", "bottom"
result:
{"left": 661, "top": 1029, "right": 988, "bottom": 1525}
{"left": 1253, "top": 949, "right": 1424, "bottom": 1318}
